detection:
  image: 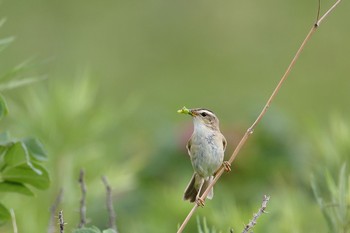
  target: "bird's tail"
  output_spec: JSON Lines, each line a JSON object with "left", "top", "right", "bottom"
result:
{"left": 183, "top": 173, "right": 214, "bottom": 202}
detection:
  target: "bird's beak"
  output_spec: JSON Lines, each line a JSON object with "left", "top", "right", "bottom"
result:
{"left": 177, "top": 106, "right": 195, "bottom": 116}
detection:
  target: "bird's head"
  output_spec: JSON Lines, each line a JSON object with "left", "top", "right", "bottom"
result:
{"left": 178, "top": 106, "right": 220, "bottom": 131}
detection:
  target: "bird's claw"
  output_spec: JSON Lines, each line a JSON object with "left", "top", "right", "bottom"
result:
{"left": 223, "top": 161, "right": 231, "bottom": 172}
{"left": 196, "top": 197, "right": 205, "bottom": 207}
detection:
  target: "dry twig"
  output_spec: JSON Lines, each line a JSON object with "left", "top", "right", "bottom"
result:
{"left": 176, "top": 1, "right": 342, "bottom": 232}
{"left": 102, "top": 176, "right": 118, "bottom": 232}
{"left": 58, "top": 210, "right": 65, "bottom": 233}
{"left": 242, "top": 195, "right": 270, "bottom": 233}
{"left": 78, "top": 169, "right": 87, "bottom": 228}
{"left": 48, "top": 188, "right": 64, "bottom": 233}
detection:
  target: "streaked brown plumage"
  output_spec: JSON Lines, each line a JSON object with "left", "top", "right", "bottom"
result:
{"left": 180, "top": 108, "right": 227, "bottom": 204}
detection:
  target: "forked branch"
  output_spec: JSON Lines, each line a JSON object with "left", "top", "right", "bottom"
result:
{"left": 177, "top": 1, "right": 341, "bottom": 232}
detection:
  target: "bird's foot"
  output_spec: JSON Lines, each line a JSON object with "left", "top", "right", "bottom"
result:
{"left": 223, "top": 161, "right": 231, "bottom": 172}
{"left": 196, "top": 197, "right": 205, "bottom": 207}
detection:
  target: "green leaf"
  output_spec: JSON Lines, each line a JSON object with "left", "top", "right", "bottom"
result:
{"left": 0, "top": 37, "right": 14, "bottom": 46}
{"left": 337, "top": 163, "right": 347, "bottom": 225}
{"left": 0, "top": 203, "right": 11, "bottom": 226}
{"left": 197, "top": 217, "right": 211, "bottom": 233}
{"left": 0, "top": 58, "right": 32, "bottom": 82}
{"left": 0, "top": 36, "right": 15, "bottom": 53}
{"left": 0, "top": 94, "right": 8, "bottom": 120}
{"left": 2, "top": 163, "right": 50, "bottom": 190}
{"left": 311, "top": 175, "right": 336, "bottom": 231}
{"left": 325, "top": 169, "right": 337, "bottom": 199}
{"left": 0, "top": 75, "right": 47, "bottom": 91}
{"left": 310, "top": 175, "right": 322, "bottom": 206}
{"left": 0, "top": 131, "right": 11, "bottom": 146}
{"left": 4, "top": 142, "right": 27, "bottom": 166}
{"left": 72, "top": 226, "right": 101, "bottom": 233}
{"left": 4, "top": 141, "right": 42, "bottom": 175}
{"left": 102, "top": 229, "right": 117, "bottom": 233}
{"left": 197, "top": 216, "right": 203, "bottom": 233}
{"left": 0, "top": 181, "right": 34, "bottom": 196}
{"left": 22, "top": 138, "right": 48, "bottom": 161}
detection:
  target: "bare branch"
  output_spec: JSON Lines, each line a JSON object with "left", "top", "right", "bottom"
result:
{"left": 58, "top": 210, "right": 65, "bottom": 233}
{"left": 242, "top": 195, "right": 270, "bottom": 233}
{"left": 316, "top": 0, "right": 341, "bottom": 27}
{"left": 177, "top": 204, "right": 199, "bottom": 233}
{"left": 316, "top": 0, "right": 321, "bottom": 23}
{"left": 48, "top": 188, "right": 64, "bottom": 233}
{"left": 176, "top": 1, "right": 341, "bottom": 232}
{"left": 78, "top": 169, "right": 87, "bottom": 228}
{"left": 102, "top": 176, "right": 118, "bottom": 233}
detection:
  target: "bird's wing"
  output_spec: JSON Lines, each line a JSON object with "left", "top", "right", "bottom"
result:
{"left": 222, "top": 135, "right": 227, "bottom": 151}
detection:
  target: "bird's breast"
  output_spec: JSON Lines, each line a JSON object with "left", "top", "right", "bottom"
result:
{"left": 190, "top": 132, "right": 224, "bottom": 177}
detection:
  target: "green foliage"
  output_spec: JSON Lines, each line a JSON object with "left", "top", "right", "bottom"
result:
{"left": 0, "top": 58, "right": 47, "bottom": 91}
{"left": 22, "top": 138, "right": 48, "bottom": 162}
{"left": 0, "top": 182, "right": 34, "bottom": 196}
{"left": 0, "top": 204, "right": 10, "bottom": 225}
{"left": 101, "top": 229, "right": 117, "bottom": 233}
{"left": 311, "top": 164, "right": 350, "bottom": 232}
{"left": 0, "top": 107, "right": 50, "bottom": 225}
{"left": 0, "top": 22, "right": 50, "bottom": 226}
{"left": 72, "top": 227, "right": 117, "bottom": 233}
{"left": 72, "top": 226, "right": 102, "bottom": 233}
{"left": 310, "top": 116, "right": 350, "bottom": 233}
{"left": 196, "top": 217, "right": 220, "bottom": 233}
{"left": 0, "top": 1, "right": 348, "bottom": 232}
{"left": 0, "top": 21, "right": 47, "bottom": 92}
{"left": 0, "top": 94, "right": 8, "bottom": 120}
{"left": 2, "top": 162, "right": 50, "bottom": 189}
{"left": 0, "top": 19, "right": 14, "bottom": 53}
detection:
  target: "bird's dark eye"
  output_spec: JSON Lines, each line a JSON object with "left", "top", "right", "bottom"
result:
{"left": 200, "top": 112, "right": 207, "bottom": 117}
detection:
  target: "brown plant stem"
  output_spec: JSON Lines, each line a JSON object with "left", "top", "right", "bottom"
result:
{"left": 176, "top": 1, "right": 341, "bottom": 232}
{"left": 78, "top": 169, "right": 87, "bottom": 228}
{"left": 58, "top": 210, "right": 65, "bottom": 233}
{"left": 48, "top": 188, "right": 64, "bottom": 233}
{"left": 102, "top": 176, "right": 118, "bottom": 232}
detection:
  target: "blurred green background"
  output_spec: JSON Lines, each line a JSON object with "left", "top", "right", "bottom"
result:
{"left": 0, "top": 0, "right": 349, "bottom": 232}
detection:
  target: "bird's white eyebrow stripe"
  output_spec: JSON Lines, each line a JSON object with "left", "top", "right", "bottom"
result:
{"left": 198, "top": 109, "right": 215, "bottom": 116}
{"left": 193, "top": 108, "right": 214, "bottom": 113}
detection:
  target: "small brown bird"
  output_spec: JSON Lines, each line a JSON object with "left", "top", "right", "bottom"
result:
{"left": 178, "top": 107, "right": 229, "bottom": 205}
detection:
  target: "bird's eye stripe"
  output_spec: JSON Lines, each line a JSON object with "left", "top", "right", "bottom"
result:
{"left": 199, "top": 110, "right": 213, "bottom": 117}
